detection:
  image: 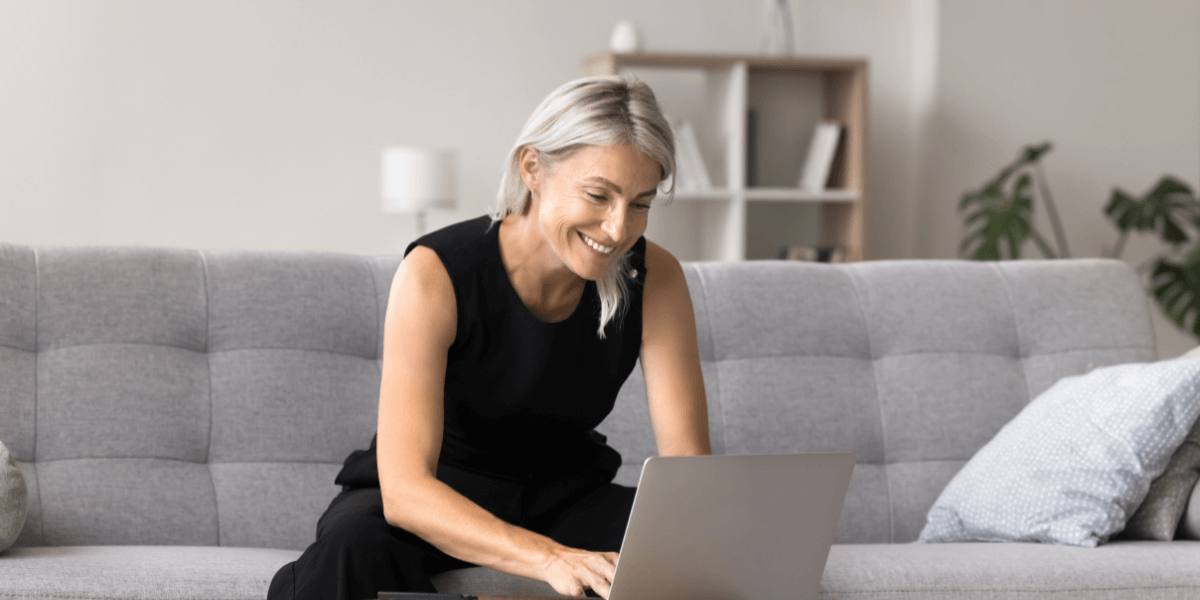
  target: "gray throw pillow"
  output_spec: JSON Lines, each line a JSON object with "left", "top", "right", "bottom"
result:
{"left": 1118, "top": 417, "right": 1200, "bottom": 540}
{"left": 0, "top": 439, "right": 28, "bottom": 552}
{"left": 919, "top": 357, "right": 1200, "bottom": 547}
{"left": 1115, "top": 345, "right": 1200, "bottom": 540}
{"left": 1179, "top": 477, "right": 1200, "bottom": 539}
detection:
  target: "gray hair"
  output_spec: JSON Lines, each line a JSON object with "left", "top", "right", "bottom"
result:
{"left": 491, "top": 75, "right": 676, "bottom": 338}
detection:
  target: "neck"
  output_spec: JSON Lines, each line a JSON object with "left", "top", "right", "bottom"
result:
{"left": 499, "top": 214, "right": 586, "bottom": 317}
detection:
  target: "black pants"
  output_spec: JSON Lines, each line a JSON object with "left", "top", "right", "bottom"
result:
{"left": 268, "top": 462, "right": 636, "bottom": 600}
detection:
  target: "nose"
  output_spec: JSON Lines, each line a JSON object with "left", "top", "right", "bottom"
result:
{"left": 601, "top": 204, "right": 628, "bottom": 242}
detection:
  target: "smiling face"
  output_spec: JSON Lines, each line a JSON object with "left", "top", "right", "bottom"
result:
{"left": 519, "top": 143, "right": 662, "bottom": 281}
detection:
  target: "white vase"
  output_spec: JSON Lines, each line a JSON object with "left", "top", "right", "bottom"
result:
{"left": 609, "top": 20, "right": 643, "bottom": 53}
{"left": 761, "top": 0, "right": 795, "bottom": 56}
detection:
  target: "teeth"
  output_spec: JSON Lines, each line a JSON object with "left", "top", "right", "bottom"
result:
{"left": 581, "top": 233, "right": 614, "bottom": 254}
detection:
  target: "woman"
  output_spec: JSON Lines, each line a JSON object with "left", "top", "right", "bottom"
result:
{"left": 269, "top": 75, "right": 711, "bottom": 600}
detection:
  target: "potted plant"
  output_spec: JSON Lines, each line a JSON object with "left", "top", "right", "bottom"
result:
{"left": 960, "top": 143, "right": 1200, "bottom": 339}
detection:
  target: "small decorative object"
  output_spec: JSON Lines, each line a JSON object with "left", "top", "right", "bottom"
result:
{"left": 958, "top": 142, "right": 1200, "bottom": 340}
{"left": 761, "top": 0, "right": 796, "bottom": 56}
{"left": 609, "top": 20, "right": 643, "bottom": 54}
{"left": 382, "top": 147, "right": 458, "bottom": 236}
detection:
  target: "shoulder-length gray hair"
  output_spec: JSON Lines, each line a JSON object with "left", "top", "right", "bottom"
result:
{"left": 491, "top": 75, "right": 676, "bottom": 338}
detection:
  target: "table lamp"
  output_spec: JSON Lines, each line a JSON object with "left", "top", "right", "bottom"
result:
{"left": 381, "top": 147, "right": 457, "bottom": 236}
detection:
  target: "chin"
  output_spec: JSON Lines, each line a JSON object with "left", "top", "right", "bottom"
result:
{"left": 568, "top": 254, "right": 614, "bottom": 281}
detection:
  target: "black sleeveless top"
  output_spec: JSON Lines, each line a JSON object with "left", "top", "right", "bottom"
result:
{"left": 336, "top": 216, "right": 646, "bottom": 486}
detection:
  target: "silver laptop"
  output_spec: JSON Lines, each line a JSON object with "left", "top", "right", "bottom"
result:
{"left": 608, "top": 452, "right": 855, "bottom": 600}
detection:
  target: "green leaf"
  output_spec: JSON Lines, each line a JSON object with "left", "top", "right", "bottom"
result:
{"left": 1105, "top": 175, "right": 1200, "bottom": 247}
{"left": 1104, "top": 188, "right": 1139, "bottom": 231}
{"left": 1148, "top": 176, "right": 1194, "bottom": 198}
{"left": 960, "top": 173, "right": 1036, "bottom": 260}
{"left": 1151, "top": 257, "right": 1200, "bottom": 340}
{"left": 959, "top": 143, "right": 1056, "bottom": 261}
{"left": 1020, "top": 142, "right": 1053, "bottom": 163}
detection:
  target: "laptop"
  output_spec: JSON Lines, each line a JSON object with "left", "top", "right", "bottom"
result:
{"left": 379, "top": 452, "right": 853, "bottom": 600}
{"left": 606, "top": 452, "right": 855, "bottom": 600}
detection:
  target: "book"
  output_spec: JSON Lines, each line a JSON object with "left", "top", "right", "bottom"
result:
{"left": 667, "top": 116, "right": 711, "bottom": 191}
{"left": 746, "top": 108, "right": 758, "bottom": 187}
{"left": 777, "top": 244, "right": 846, "bottom": 263}
{"left": 798, "top": 120, "right": 843, "bottom": 191}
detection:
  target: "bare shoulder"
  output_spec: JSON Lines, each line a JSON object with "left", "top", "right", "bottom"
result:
{"left": 642, "top": 239, "right": 686, "bottom": 292}
{"left": 388, "top": 245, "right": 456, "bottom": 347}
{"left": 641, "top": 240, "right": 694, "bottom": 342}
{"left": 393, "top": 246, "right": 452, "bottom": 295}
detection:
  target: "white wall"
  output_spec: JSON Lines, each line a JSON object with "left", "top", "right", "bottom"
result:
{"left": 914, "top": 0, "right": 1200, "bottom": 358}
{"left": 4, "top": 1, "right": 1196, "bottom": 354}
{"left": 0, "top": 0, "right": 926, "bottom": 260}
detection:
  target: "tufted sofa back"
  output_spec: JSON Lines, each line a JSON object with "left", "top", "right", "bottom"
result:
{"left": 0, "top": 245, "right": 1155, "bottom": 549}
{"left": 1, "top": 246, "right": 399, "bottom": 550}
{"left": 600, "top": 259, "right": 1156, "bottom": 543}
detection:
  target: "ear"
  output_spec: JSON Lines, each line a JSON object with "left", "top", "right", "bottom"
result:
{"left": 518, "top": 147, "right": 541, "bottom": 193}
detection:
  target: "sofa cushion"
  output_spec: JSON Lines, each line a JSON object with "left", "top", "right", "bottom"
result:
{"left": 1178, "top": 477, "right": 1200, "bottom": 539}
{"left": 1121, "top": 419, "right": 1200, "bottom": 540}
{"left": 0, "top": 546, "right": 300, "bottom": 599}
{"left": 821, "top": 541, "right": 1200, "bottom": 599}
{"left": 1119, "top": 344, "right": 1200, "bottom": 540}
{"left": 921, "top": 357, "right": 1200, "bottom": 546}
{"left": 432, "top": 541, "right": 1200, "bottom": 599}
{"left": 433, "top": 567, "right": 561, "bottom": 596}
{"left": 0, "top": 439, "right": 26, "bottom": 552}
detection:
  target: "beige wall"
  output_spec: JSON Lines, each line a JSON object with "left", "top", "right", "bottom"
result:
{"left": 0, "top": 0, "right": 927, "bottom": 259}
{"left": 3, "top": 1, "right": 1197, "bottom": 354}
{"left": 915, "top": 0, "right": 1200, "bottom": 358}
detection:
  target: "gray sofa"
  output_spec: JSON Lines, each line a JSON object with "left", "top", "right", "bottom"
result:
{"left": 2, "top": 242, "right": 1200, "bottom": 599}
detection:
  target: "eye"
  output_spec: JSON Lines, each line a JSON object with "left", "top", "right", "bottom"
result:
{"left": 586, "top": 192, "right": 607, "bottom": 202}
{"left": 633, "top": 203, "right": 652, "bottom": 212}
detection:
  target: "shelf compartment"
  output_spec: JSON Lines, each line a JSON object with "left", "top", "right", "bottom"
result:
{"left": 745, "top": 188, "right": 859, "bottom": 202}
{"left": 669, "top": 189, "right": 736, "bottom": 201}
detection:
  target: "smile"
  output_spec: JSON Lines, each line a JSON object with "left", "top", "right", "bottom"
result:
{"left": 579, "top": 232, "right": 615, "bottom": 254}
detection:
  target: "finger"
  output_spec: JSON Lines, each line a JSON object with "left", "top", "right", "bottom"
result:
{"left": 566, "top": 581, "right": 585, "bottom": 598}
{"left": 585, "top": 569, "right": 612, "bottom": 600}
{"left": 593, "top": 553, "right": 617, "bottom": 581}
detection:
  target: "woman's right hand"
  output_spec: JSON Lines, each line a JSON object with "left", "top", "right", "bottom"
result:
{"left": 541, "top": 547, "right": 620, "bottom": 599}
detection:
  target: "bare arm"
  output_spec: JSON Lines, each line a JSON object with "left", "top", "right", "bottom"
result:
{"left": 376, "top": 246, "right": 618, "bottom": 598}
{"left": 639, "top": 241, "right": 712, "bottom": 457}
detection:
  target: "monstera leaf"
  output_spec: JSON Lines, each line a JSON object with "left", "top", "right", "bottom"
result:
{"left": 958, "top": 142, "right": 1200, "bottom": 342}
{"left": 1105, "top": 176, "right": 1199, "bottom": 246}
{"left": 1151, "top": 245, "right": 1200, "bottom": 338}
{"left": 960, "top": 174, "right": 1039, "bottom": 260}
{"left": 959, "top": 143, "right": 1057, "bottom": 260}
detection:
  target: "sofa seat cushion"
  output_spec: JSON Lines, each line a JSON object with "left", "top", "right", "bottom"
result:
{"left": 435, "top": 541, "right": 1200, "bottom": 599}
{"left": 822, "top": 541, "right": 1200, "bottom": 599}
{"left": 433, "top": 566, "right": 561, "bottom": 596}
{"left": 0, "top": 546, "right": 300, "bottom": 599}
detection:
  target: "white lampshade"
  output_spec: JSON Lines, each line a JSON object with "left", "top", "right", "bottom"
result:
{"left": 381, "top": 147, "right": 457, "bottom": 212}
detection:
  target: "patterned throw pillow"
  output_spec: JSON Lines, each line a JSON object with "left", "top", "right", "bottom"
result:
{"left": 919, "top": 357, "right": 1200, "bottom": 547}
{"left": 0, "top": 439, "right": 27, "bottom": 552}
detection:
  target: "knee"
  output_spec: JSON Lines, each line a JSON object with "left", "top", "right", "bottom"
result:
{"left": 319, "top": 509, "right": 396, "bottom": 558}
{"left": 267, "top": 561, "right": 295, "bottom": 600}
